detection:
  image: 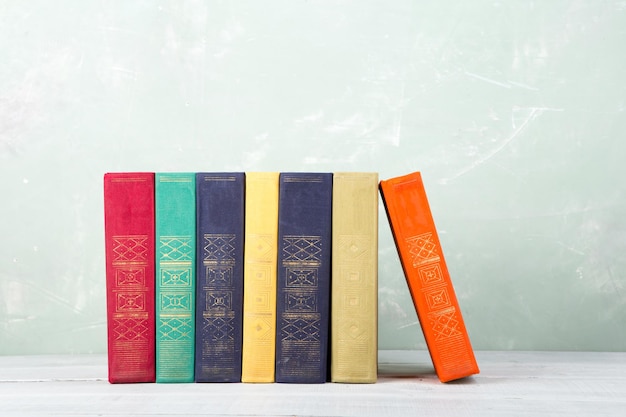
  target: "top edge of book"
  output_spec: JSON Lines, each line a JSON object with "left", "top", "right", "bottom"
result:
{"left": 197, "top": 172, "right": 244, "bottom": 182}
{"left": 379, "top": 171, "right": 423, "bottom": 185}
{"left": 104, "top": 172, "right": 154, "bottom": 182}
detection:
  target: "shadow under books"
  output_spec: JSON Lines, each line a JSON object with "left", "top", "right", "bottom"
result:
{"left": 377, "top": 362, "right": 478, "bottom": 385}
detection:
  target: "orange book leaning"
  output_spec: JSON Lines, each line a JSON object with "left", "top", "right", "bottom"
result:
{"left": 379, "top": 172, "right": 479, "bottom": 382}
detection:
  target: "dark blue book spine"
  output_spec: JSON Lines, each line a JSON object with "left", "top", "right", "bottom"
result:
{"left": 195, "top": 173, "right": 245, "bottom": 382}
{"left": 275, "top": 172, "right": 333, "bottom": 383}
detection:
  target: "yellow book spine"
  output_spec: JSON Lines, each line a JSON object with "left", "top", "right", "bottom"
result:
{"left": 331, "top": 172, "right": 379, "bottom": 383}
{"left": 241, "top": 172, "right": 279, "bottom": 383}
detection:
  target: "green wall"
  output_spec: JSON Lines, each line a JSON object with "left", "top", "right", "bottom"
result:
{"left": 1, "top": 0, "right": 625, "bottom": 354}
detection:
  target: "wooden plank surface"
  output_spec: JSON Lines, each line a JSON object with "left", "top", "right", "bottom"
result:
{"left": 1, "top": 351, "right": 624, "bottom": 416}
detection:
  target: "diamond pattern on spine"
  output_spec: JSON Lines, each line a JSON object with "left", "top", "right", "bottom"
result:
{"left": 112, "top": 236, "right": 149, "bottom": 318}
{"left": 282, "top": 236, "right": 320, "bottom": 314}
{"left": 337, "top": 235, "right": 370, "bottom": 260}
{"left": 160, "top": 317, "right": 193, "bottom": 341}
{"left": 113, "top": 235, "right": 149, "bottom": 262}
{"left": 113, "top": 318, "right": 150, "bottom": 341}
{"left": 247, "top": 234, "right": 274, "bottom": 261}
{"left": 281, "top": 315, "right": 321, "bottom": 341}
{"left": 200, "top": 233, "right": 238, "bottom": 365}
{"left": 202, "top": 316, "right": 235, "bottom": 341}
{"left": 405, "top": 233, "right": 440, "bottom": 267}
{"left": 282, "top": 236, "right": 322, "bottom": 265}
{"left": 428, "top": 307, "right": 461, "bottom": 341}
{"left": 159, "top": 236, "right": 193, "bottom": 261}
{"left": 203, "top": 234, "right": 236, "bottom": 263}
{"left": 251, "top": 317, "right": 272, "bottom": 338}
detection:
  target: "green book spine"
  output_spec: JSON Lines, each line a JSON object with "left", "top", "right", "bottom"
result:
{"left": 155, "top": 173, "right": 196, "bottom": 382}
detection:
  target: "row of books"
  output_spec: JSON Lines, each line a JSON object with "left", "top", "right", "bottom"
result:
{"left": 104, "top": 171, "right": 478, "bottom": 384}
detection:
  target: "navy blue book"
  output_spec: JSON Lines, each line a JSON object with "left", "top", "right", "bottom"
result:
{"left": 275, "top": 172, "right": 333, "bottom": 383}
{"left": 195, "top": 173, "right": 245, "bottom": 382}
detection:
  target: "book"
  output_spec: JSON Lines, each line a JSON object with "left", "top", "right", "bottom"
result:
{"left": 104, "top": 173, "right": 156, "bottom": 383}
{"left": 330, "top": 172, "right": 378, "bottom": 383}
{"left": 155, "top": 173, "right": 196, "bottom": 383}
{"left": 195, "top": 173, "right": 245, "bottom": 382}
{"left": 379, "top": 171, "right": 479, "bottom": 382}
{"left": 241, "top": 172, "right": 280, "bottom": 383}
{"left": 275, "top": 172, "right": 333, "bottom": 383}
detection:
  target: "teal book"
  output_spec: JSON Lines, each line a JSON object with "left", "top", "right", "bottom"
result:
{"left": 155, "top": 173, "right": 196, "bottom": 383}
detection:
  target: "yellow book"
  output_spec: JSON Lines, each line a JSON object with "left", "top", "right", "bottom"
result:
{"left": 331, "top": 172, "right": 379, "bottom": 383}
{"left": 241, "top": 172, "right": 279, "bottom": 382}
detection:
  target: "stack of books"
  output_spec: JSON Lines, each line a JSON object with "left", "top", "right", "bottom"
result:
{"left": 104, "top": 171, "right": 478, "bottom": 384}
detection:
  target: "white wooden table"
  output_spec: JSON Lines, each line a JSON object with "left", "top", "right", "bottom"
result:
{"left": 1, "top": 351, "right": 624, "bottom": 416}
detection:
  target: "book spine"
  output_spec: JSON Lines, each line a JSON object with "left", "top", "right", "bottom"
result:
{"left": 331, "top": 172, "right": 378, "bottom": 383}
{"left": 195, "top": 173, "right": 245, "bottom": 382}
{"left": 155, "top": 173, "right": 196, "bottom": 383}
{"left": 275, "top": 173, "right": 333, "bottom": 383}
{"left": 379, "top": 172, "right": 479, "bottom": 382}
{"left": 241, "top": 172, "right": 280, "bottom": 383}
{"left": 104, "top": 172, "right": 156, "bottom": 383}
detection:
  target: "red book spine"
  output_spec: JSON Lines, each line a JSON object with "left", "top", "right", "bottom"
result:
{"left": 104, "top": 173, "right": 156, "bottom": 383}
{"left": 379, "top": 172, "right": 479, "bottom": 382}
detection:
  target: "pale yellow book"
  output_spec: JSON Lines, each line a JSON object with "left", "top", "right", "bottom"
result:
{"left": 241, "top": 172, "right": 279, "bottom": 383}
{"left": 331, "top": 172, "right": 379, "bottom": 383}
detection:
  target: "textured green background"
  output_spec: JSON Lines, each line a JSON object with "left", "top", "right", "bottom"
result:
{"left": 1, "top": 0, "right": 624, "bottom": 354}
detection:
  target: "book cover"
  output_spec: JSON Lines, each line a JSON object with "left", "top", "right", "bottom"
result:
{"left": 241, "top": 172, "right": 280, "bottom": 383}
{"left": 275, "top": 172, "right": 333, "bottom": 384}
{"left": 155, "top": 173, "right": 196, "bottom": 383}
{"left": 331, "top": 172, "right": 378, "bottom": 383}
{"left": 104, "top": 173, "right": 156, "bottom": 383}
{"left": 379, "top": 171, "right": 479, "bottom": 382}
{"left": 195, "top": 173, "right": 245, "bottom": 382}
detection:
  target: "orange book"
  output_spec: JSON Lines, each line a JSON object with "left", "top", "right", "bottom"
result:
{"left": 379, "top": 172, "right": 479, "bottom": 382}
